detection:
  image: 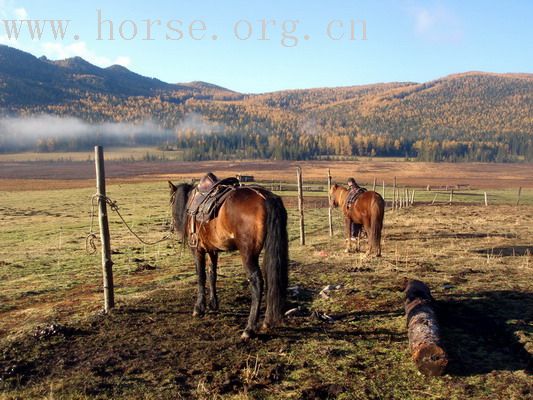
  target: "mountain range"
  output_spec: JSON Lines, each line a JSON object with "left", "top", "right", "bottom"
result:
{"left": 0, "top": 44, "right": 532, "bottom": 161}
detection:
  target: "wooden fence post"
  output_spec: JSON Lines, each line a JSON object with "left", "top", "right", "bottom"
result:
{"left": 392, "top": 177, "right": 396, "bottom": 210}
{"left": 449, "top": 189, "right": 454, "bottom": 205}
{"left": 411, "top": 189, "right": 415, "bottom": 206}
{"left": 382, "top": 181, "right": 386, "bottom": 201}
{"left": 516, "top": 187, "right": 522, "bottom": 206}
{"left": 372, "top": 178, "right": 376, "bottom": 191}
{"left": 327, "top": 169, "right": 333, "bottom": 237}
{"left": 484, "top": 192, "right": 488, "bottom": 207}
{"left": 95, "top": 146, "right": 114, "bottom": 312}
{"left": 297, "top": 166, "right": 305, "bottom": 245}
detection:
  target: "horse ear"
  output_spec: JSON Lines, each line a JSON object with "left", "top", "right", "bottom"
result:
{"left": 168, "top": 181, "right": 177, "bottom": 192}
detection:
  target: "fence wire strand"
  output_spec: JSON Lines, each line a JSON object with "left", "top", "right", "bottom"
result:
{"left": 86, "top": 194, "right": 172, "bottom": 255}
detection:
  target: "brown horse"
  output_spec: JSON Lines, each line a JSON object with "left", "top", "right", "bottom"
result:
{"left": 329, "top": 184, "right": 385, "bottom": 256}
{"left": 169, "top": 181, "right": 288, "bottom": 340}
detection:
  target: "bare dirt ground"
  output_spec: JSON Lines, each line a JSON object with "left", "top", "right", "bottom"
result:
{"left": 1, "top": 159, "right": 532, "bottom": 191}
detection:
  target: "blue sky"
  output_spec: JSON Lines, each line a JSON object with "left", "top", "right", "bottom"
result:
{"left": 1, "top": 0, "right": 531, "bottom": 93}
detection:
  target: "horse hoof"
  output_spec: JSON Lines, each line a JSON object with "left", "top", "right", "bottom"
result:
{"left": 192, "top": 307, "right": 205, "bottom": 317}
{"left": 208, "top": 301, "right": 219, "bottom": 312}
{"left": 241, "top": 330, "right": 255, "bottom": 341}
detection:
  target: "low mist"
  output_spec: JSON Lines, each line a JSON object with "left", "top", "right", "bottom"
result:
{"left": 0, "top": 115, "right": 175, "bottom": 152}
{"left": 175, "top": 112, "right": 224, "bottom": 136}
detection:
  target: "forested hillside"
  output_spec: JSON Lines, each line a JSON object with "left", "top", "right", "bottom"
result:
{"left": 1, "top": 45, "right": 532, "bottom": 162}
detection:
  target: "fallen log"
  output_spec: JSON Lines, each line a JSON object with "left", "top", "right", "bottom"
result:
{"left": 404, "top": 279, "right": 448, "bottom": 376}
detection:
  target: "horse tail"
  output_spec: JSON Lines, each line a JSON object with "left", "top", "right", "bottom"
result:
{"left": 262, "top": 194, "right": 289, "bottom": 327}
{"left": 370, "top": 193, "right": 385, "bottom": 256}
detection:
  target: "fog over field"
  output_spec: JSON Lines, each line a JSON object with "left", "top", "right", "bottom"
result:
{"left": 0, "top": 115, "right": 165, "bottom": 145}
{"left": 0, "top": 113, "right": 227, "bottom": 152}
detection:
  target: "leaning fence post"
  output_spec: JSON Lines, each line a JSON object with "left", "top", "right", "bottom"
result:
{"left": 296, "top": 166, "right": 305, "bottom": 245}
{"left": 516, "top": 187, "right": 522, "bottom": 206}
{"left": 327, "top": 168, "right": 333, "bottom": 237}
{"left": 95, "top": 146, "right": 115, "bottom": 312}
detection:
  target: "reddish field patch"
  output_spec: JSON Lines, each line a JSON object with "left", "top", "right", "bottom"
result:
{"left": 1, "top": 159, "right": 532, "bottom": 191}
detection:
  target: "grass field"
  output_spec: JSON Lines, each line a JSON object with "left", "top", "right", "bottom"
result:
{"left": 0, "top": 181, "right": 532, "bottom": 399}
{"left": 0, "top": 148, "right": 176, "bottom": 162}
{"left": 1, "top": 150, "right": 532, "bottom": 192}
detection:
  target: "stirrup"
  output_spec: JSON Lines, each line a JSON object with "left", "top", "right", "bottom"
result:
{"left": 188, "top": 232, "right": 198, "bottom": 248}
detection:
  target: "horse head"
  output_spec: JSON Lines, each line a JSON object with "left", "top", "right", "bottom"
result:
{"left": 168, "top": 181, "right": 193, "bottom": 241}
{"left": 329, "top": 183, "right": 341, "bottom": 208}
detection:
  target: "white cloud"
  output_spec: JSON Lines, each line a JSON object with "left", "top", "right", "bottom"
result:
{"left": 409, "top": 3, "right": 463, "bottom": 43}
{"left": 0, "top": 0, "right": 13, "bottom": 17}
{"left": 13, "top": 7, "right": 27, "bottom": 19}
{"left": 414, "top": 9, "right": 433, "bottom": 33}
{"left": 113, "top": 55, "right": 132, "bottom": 68}
{"left": 0, "top": 1, "right": 131, "bottom": 68}
{"left": 40, "top": 41, "right": 132, "bottom": 68}
{"left": 1, "top": 37, "right": 132, "bottom": 69}
{"left": 0, "top": 34, "right": 18, "bottom": 45}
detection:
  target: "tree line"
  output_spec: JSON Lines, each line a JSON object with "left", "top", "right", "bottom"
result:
{"left": 3, "top": 71, "right": 532, "bottom": 163}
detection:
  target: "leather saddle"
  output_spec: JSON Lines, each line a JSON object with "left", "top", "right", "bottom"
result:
{"left": 187, "top": 173, "right": 240, "bottom": 224}
{"left": 346, "top": 187, "right": 367, "bottom": 208}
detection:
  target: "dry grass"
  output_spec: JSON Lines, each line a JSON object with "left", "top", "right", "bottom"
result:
{"left": 0, "top": 181, "right": 531, "bottom": 399}
{"left": 0, "top": 147, "right": 171, "bottom": 162}
{"left": 0, "top": 153, "right": 532, "bottom": 191}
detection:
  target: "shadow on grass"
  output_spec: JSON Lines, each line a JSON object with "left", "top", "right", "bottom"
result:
{"left": 438, "top": 291, "right": 533, "bottom": 376}
{"left": 435, "top": 232, "right": 518, "bottom": 239}
{"left": 386, "top": 231, "right": 518, "bottom": 242}
{"left": 472, "top": 245, "right": 533, "bottom": 257}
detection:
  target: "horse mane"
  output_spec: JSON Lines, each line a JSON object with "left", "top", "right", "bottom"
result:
{"left": 171, "top": 183, "right": 193, "bottom": 234}
{"left": 331, "top": 184, "right": 348, "bottom": 208}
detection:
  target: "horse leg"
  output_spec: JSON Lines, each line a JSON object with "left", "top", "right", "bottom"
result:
{"left": 192, "top": 249, "right": 207, "bottom": 317}
{"left": 241, "top": 255, "right": 263, "bottom": 340}
{"left": 344, "top": 217, "right": 352, "bottom": 252}
{"left": 363, "top": 218, "right": 373, "bottom": 257}
{"left": 207, "top": 251, "right": 219, "bottom": 311}
{"left": 375, "top": 229, "right": 382, "bottom": 257}
{"left": 350, "top": 223, "right": 362, "bottom": 252}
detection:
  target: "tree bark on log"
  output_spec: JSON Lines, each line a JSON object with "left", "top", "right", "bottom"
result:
{"left": 404, "top": 279, "right": 448, "bottom": 376}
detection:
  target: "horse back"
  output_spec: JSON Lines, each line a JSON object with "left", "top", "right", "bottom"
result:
{"left": 203, "top": 187, "right": 269, "bottom": 252}
{"left": 349, "top": 191, "right": 384, "bottom": 217}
